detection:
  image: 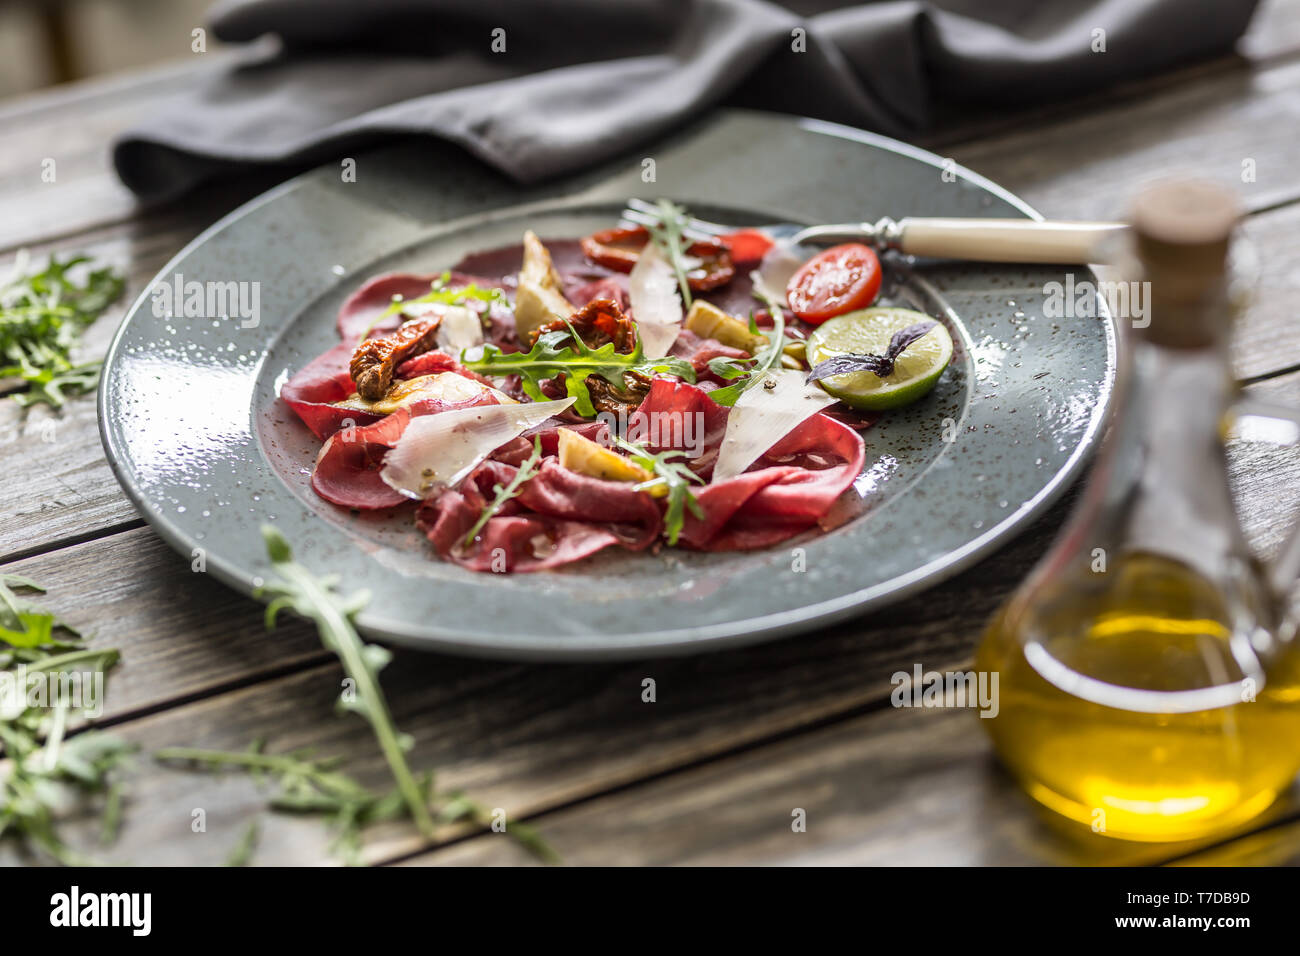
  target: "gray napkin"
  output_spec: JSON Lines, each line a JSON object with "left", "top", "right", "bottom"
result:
{"left": 113, "top": 0, "right": 1260, "bottom": 201}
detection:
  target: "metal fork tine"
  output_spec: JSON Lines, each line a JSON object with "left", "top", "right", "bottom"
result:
{"left": 621, "top": 208, "right": 713, "bottom": 241}
{"left": 619, "top": 209, "right": 668, "bottom": 233}
{"left": 619, "top": 208, "right": 656, "bottom": 227}
{"left": 620, "top": 205, "right": 723, "bottom": 242}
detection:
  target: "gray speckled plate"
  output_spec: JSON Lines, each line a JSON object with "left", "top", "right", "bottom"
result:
{"left": 99, "top": 110, "right": 1115, "bottom": 660}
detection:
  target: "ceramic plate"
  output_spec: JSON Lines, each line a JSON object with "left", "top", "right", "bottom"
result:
{"left": 99, "top": 110, "right": 1115, "bottom": 660}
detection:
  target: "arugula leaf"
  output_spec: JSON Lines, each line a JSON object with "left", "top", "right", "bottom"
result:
{"left": 156, "top": 741, "right": 557, "bottom": 865}
{"left": 462, "top": 320, "right": 695, "bottom": 417}
{"left": 243, "top": 526, "right": 558, "bottom": 864}
{"left": 806, "top": 321, "right": 938, "bottom": 382}
{"left": 613, "top": 436, "right": 705, "bottom": 546}
{"left": 0, "top": 253, "right": 124, "bottom": 408}
{"left": 256, "top": 525, "right": 433, "bottom": 839}
{"left": 645, "top": 199, "right": 695, "bottom": 308}
{"left": 362, "top": 271, "right": 504, "bottom": 340}
{"left": 157, "top": 744, "right": 419, "bottom": 866}
{"left": 225, "top": 819, "right": 260, "bottom": 867}
{"left": 0, "top": 576, "right": 129, "bottom": 866}
{"left": 707, "top": 356, "right": 753, "bottom": 380}
{"left": 708, "top": 279, "right": 789, "bottom": 407}
{"left": 0, "top": 611, "right": 55, "bottom": 648}
{"left": 463, "top": 436, "right": 543, "bottom": 549}
{"left": 5, "top": 361, "right": 101, "bottom": 409}
{"left": 0, "top": 573, "right": 81, "bottom": 649}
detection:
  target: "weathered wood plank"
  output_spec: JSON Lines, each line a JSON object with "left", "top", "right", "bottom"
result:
{"left": 1235, "top": 202, "right": 1300, "bottom": 382}
{"left": 950, "top": 56, "right": 1300, "bottom": 221}
{"left": 0, "top": 197, "right": 263, "bottom": 561}
{"left": 0, "top": 526, "right": 326, "bottom": 718}
{"left": 17, "top": 356, "right": 1300, "bottom": 866}
{"left": 0, "top": 493, "right": 1067, "bottom": 865}
{"left": 1228, "top": 370, "right": 1300, "bottom": 555}
{"left": 928, "top": 0, "right": 1300, "bottom": 152}
{"left": 1169, "top": 818, "right": 1300, "bottom": 865}
{"left": 407, "top": 704, "right": 1300, "bottom": 867}
{"left": 0, "top": 52, "right": 244, "bottom": 251}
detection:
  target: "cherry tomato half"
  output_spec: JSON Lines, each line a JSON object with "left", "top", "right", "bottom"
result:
{"left": 786, "top": 243, "right": 882, "bottom": 324}
{"left": 580, "top": 226, "right": 736, "bottom": 292}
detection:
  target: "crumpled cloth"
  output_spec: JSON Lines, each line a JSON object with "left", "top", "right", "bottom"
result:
{"left": 112, "top": 0, "right": 1260, "bottom": 200}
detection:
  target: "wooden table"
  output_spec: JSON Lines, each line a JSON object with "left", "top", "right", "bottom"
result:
{"left": 5, "top": 0, "right": 1300, "bottom": 867}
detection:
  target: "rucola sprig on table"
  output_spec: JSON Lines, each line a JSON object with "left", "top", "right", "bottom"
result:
{"left": 157, "top": 527, "right": 557, "bottom": 864}
{"left": 0, "top": 575, "right": 130, "bottom": 865}
{"left": 0, "top": 253, "right": 124, "bottom": 408}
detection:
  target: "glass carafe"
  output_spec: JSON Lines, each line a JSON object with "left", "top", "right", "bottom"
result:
{"left": 976, "top": 180, "right": 1300, "bottom": 842}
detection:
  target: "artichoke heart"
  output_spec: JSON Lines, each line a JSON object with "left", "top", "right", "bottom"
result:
{"left": 557, "top": 428, "right": 666, "bottom": 498}
{"left": 684, "top": 300, "right": 767, "bottom": 354}
{"left": 514, "top": 230, "right": 576, "bottom": 341}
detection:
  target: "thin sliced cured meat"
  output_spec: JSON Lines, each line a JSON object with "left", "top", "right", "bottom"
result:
{"left": 281, "top": 340, "right": 380, "bottom": 440}
{"left": 281, "top": 345, "right": 490, "bottom": 441}
{"left": 286, "top": 237, "right": 876, "bottom": 573}
{"left": 336, "top": 273, "right": 443, "bottom": 340}
{"left": 626, "top": 377, "right": 729, "bottom": 473}
{"left": 629, "top": 379, "right": 865, "bottom": 551}
{"left": 312, "top": 393, "right": 501, "bottom": 510}
{"left": 418, "top": 458, "right": 661, "bottom": 572}
{"left": 283, "top": 268, "right": 495, "bottom": 440}
{"left": 570, "top": 275, "right": 630, "bottom": 311}
{"left": 514, "top": 459, "right": 662, "bottom": 542}
{"left": 678, "top": 412, "right": 865, "bottom": 550}
{"left": 282, "top": 275, "right": 440, "bottom": 441}
{"left": 394, "top": 349, "right": 494, "bottom": 386}
{"left": 669, "top": 328, "right": 751, "bottom": 385}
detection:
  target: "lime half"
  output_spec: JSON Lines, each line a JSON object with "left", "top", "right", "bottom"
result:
{"left": 806, "top": 307, "right": 953, "bottom": 410}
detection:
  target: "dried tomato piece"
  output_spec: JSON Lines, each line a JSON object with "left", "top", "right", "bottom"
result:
{"left": 350, "top": 315, "right": 441, "bottom": 400}
{"left": 580, "top": 227, "right": 736, "bottom": 291}
{"left": 580, "top": 227, "right": 647, "bottom": 273}
{"left": 586, "top": 370, "right": 653, "bottom": 416}
{"left": 528, "top": 297, "right": 637, "bottom": 353}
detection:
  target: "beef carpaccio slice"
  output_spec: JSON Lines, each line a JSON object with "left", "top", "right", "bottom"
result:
{"left": 279, "top": 239, "right": 871, "bottom": 572}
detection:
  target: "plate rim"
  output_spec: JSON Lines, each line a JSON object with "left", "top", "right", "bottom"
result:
{"left": 98, "top": 109, "right": 1117, "bottom": 660}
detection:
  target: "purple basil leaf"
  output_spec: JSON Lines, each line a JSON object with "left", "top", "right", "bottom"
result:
{"left": 884, "top": 321, "right": 938, "bottom": 360}
{"left": 806, "top": 354, "right": 894, "bottom": 381}
{"left": 806, "top": 320, "right": 938, "bottom": 383}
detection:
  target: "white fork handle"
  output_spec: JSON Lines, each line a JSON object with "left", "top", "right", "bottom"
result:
{"left": 895, "top": 218, "right": 1127, "bottom": 264}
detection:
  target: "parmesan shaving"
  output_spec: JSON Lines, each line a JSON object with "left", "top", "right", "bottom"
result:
{"left": 380, "top": 397, "right": 575, "bottom": 498}
{"left": 711, "top": 370, "right": 836, "bottom": 483}
{"left": 628, "top": 240, "right": 683, "bottom": 359}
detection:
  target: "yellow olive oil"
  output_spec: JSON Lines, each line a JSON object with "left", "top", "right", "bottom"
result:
{"left": 976, "top": 553, "right": 1300, "bottom": 842}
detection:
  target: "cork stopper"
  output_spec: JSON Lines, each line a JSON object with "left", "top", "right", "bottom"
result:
{"left": 1129, "top": 180, "right": 1239, "bottom": 347}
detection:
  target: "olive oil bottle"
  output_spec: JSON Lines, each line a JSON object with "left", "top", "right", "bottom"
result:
{"left": 977, "top": 181, "right": 1300, "bottom": 842}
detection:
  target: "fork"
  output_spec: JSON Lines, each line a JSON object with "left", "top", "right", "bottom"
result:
{"left": 621, "top": 198, "right": 1127, "bottom": 265}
